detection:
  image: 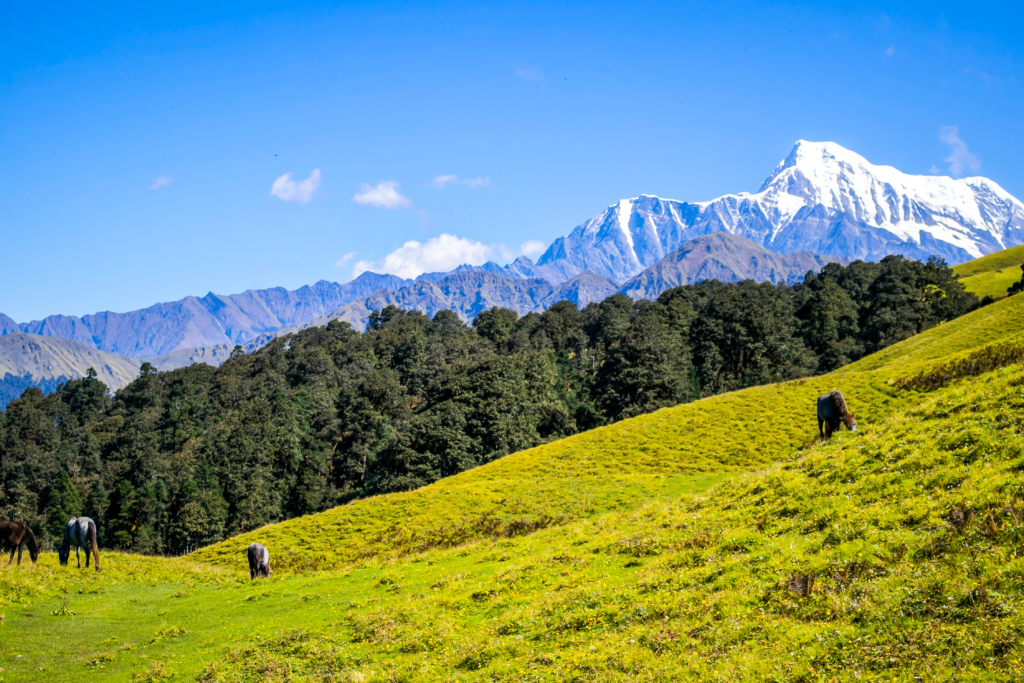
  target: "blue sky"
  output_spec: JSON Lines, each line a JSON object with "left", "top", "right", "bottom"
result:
{"left": 2, "top": 1, "right": 1022, "bottom": 322}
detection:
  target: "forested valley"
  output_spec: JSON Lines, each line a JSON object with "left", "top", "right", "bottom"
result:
{"left": 0, "top": 255, "right": 977, "bottom": 554}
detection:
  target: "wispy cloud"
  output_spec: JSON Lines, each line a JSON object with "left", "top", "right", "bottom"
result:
{"left": 354, "top": 180, "right": 411, "bottom": 209}
{"left": 884, "top": 46, "right": 895, "bottom": 57}
{"left": 939, "top": 126, "right": 981, "bottom": 177}
{"left": 335, "top": 252, "right": 357, "bottom": 268}
{"left": 519, "top": 240, "right": 546, "bottom": 259}
{"left": 515, "top": 66, "right": 544, "bottom": 82}
{"left": 271, "top": 169, "right": 321, "bottom": 203}
{"left": 431, "top": 174, "right": 491, "bottom": 189}
{"left": 149, "top": 175, "right": 172, "bottom": 190}
{"left": 352, "top": 234, "right": 546, "bottom": 279}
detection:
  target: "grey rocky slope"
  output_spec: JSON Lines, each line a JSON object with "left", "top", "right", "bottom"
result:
{"left": 619, "top": 233, "right": 841, "bottom": 299}
{"left": 536, "top": 140, "right": 1024, "bottom": 282}
{"left": 0, "top": 333, "right": 142, "bottom": 408}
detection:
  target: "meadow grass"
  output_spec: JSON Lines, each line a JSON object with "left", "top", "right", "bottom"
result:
{"left": 1, "top": 292, "right": 1022, "bottom": 681}
{"left": 952, "top": 244, "right": 1024, "bottom": 299}
{"left": 957, "top": 268, "right": 1022, "bottom": 300}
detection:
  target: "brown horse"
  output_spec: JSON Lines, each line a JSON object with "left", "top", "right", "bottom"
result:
{"left": 817, "top": 388, "right": 857, "bottom": 439}
{"left": 0, "top": 521, "right": 40, "bottom": 565}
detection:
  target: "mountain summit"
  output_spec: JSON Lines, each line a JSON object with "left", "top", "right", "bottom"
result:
{"left": 536, "top": 140, "right": 1024, "bottom": 282}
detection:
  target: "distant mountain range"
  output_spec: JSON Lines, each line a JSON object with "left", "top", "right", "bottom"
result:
{"left": 220, "top": 233, "right": 839, "bottom": 339}
{"left": 0, "top": 272, "right": 410, "bottom": 359}
{"left": 3, "top": 139, "right": 1019, "bottom": 406}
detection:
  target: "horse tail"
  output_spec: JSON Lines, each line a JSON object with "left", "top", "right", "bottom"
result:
{"left": 88, "top": 520, "right": 100, "bottom": 571}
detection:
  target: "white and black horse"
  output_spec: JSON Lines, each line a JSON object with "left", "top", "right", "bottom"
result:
{"left": 59, "top": 517, "right": 100, "bottom": 571}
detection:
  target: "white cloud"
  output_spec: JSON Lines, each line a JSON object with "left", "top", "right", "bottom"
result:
{"left": 885, "top": 46, "right": 895, "bottom": 56}
{"left": 149, "top": 175, "right": 172, "bottom": 190}
{"left": 939, "top": 126, "right": 981, "bottom": 177}
{"left": 271, "top": 169, "right": 321, "bottom": 203}
{"left": 929, "top": 165, "right": 944, "bottom": 175}
{"left": 520, "top": 240, "right": 546, "bottom": 258}
{"left": 354, "top": 180, "right": 411, "bottom": 209}
{"left": 352, "top": 234, "right": 547, "bottom": 279}
{"left": 335, "top": 252, "right": 357, "bottom": 268}
{"left": 431, "top": 174, "right": 491, "bottom": 189}
{"left": 515, "top": 66, "right": 544, "bottom": 82}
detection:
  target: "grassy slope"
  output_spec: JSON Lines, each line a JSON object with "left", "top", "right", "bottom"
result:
{"left": 1, "top": 294, "right": 1022, "bottom": 682}
{"left": 190, "top": 292, "right": 1024, "bottom": 572}
{"left": 953, "top": 244, "right": 1024, "bottom": 299}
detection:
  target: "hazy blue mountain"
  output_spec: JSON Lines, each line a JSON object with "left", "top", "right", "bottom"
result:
{"left": 536, "top": 140, "right": 1024, "bottom": 282}
{"left": 4, "top": 272, "right": 412, "bottom": 358}
{"left": 0, "top": 313, "right": 18, "bottom": 336}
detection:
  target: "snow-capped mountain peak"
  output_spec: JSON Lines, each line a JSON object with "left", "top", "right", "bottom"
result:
{"left": 536, "top": 140, "right": 1024, "bottom": 283}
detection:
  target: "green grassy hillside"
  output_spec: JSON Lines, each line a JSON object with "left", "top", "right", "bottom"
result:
{"left": 1, "top": 293, "right": 1022, "bottom": 682}
{"left": 190, "top": 292, "right": 1024, "bottom": 573}
{"left": 953, "top": 245, "right": 1024, "bottom": 299}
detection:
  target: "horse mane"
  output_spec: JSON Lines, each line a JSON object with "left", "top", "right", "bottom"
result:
{"left": 830, "top": 389, "right": 850, "bottom": 415}
{"left": 831, "top": 388, "right": 855, "bottom": 426}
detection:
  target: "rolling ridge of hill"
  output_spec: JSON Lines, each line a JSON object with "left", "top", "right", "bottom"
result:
{"left": 2, "top": 285, "right": 1022, "bottom": 681}
{"left": 953, "top": 244, "right": 1024, "bottom": 300}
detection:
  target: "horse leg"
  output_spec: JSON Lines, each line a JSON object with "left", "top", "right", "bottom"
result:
{"left": 818, "top": 418, "right": 824, "bottom": 439}
{"left": 85, "top": 547, "right": 90, "bottom": 568}
{"left": 76, "top": 546, "right": 81, "bottom": 568}
{"left": 7, "top": 548, "right": 14, "bottom": 565}
{"left": 17, "top": 543, "right": 23, "bottom": 566}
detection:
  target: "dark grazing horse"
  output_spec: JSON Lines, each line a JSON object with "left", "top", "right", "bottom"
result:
{"left": 0, "top": 521, "right": 40, "bottom": 566}
{"left": 817, "top": 389, "right": 857, "bottom": 439}
{"left": 59, "top": 517, "right": 100, "bottom": 571}
{"left": 247, "top": 542, "right": 272, "bottom": 579}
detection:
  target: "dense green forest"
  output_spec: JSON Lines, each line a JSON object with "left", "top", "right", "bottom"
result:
{"left": 0, "top": 256, "right": 976, "bottom": 554}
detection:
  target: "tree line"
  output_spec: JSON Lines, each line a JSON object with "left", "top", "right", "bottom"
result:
{"left": 0, "top": 255, "right": 977, "bottom": 554}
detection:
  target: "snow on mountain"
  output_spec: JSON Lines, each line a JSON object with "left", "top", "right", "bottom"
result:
{"left": 537, "top": 140, "right": 1024, "bottom": 282}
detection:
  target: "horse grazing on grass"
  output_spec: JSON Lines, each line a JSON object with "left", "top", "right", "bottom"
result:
{"left": 247, "top": 542, "right": 272, "bottom": 579}
{"left": 0, "top": 521, "right": 40, "bottom": 566}
{"left": 59, "top": 517, "right": 100, "bottom": 571}
{"left": 817, "top": 389, "right": 857, "bottom": 439}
